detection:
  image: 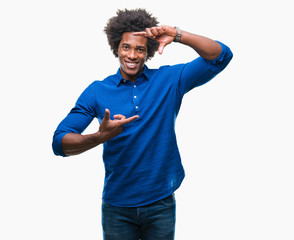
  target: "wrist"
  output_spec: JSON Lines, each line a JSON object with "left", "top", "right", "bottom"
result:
{"left": 173, "top": 27, "right": 181, "bottom": 42}
{"left": 90, "top": 131, "right": 104, "bottom": 144}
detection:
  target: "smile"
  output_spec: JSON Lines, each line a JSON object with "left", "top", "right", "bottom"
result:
{"left": 125, "top": 61, "right": 138, "bottom": 68}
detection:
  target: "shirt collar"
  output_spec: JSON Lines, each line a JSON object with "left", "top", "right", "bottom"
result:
{"left": 115, "top": 65, "right": 151, "bottom": 86}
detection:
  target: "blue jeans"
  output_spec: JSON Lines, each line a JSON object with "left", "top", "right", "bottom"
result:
{"left": 102, "top": 194, "right": 176, "bottom": 240}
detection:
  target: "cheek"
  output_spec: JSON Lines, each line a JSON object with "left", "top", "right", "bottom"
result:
{"left": 118, "top": 54, "right": 124, "bottom": 66}
{"left": 140, "top": 55, "right": 147, "bottom": 65}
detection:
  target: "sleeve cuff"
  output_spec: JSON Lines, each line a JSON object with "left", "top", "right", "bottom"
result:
{"left": 52, "top": 131, "right": 68, "bottom": 157}
{"left": 205, "top": 41, "right": 233, "bottom": 72}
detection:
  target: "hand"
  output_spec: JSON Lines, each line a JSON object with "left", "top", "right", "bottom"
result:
{"left": 98, "top": 109, "right": 139, "bottom": 143}
{"left": 133, "top": 25, "right": 177, "bottom": 54}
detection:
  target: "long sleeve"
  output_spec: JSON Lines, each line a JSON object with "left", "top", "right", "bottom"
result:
{"left": 52, "top": 83, "right": 97, "bottom": 157}
{"left": 178, "top": 41, "right": 233, "bottom": 97}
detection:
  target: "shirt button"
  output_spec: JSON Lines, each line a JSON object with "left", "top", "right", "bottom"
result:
{"left": 135, "top": 106, "right": 139, "bottom": 109}
{"left": 134, "top": 96, "right": 137, "bottom": 98}
{"left": 134, "top": 85, "right": 136, "bottom": 88}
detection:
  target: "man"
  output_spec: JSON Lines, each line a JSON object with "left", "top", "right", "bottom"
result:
{"left": 52, "top": 8, "right": 233, "bottom": 240}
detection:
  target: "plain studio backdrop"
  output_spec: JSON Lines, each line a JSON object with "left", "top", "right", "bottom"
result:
{"left": 0, "top": 0, "right": 293, "bottom": 239}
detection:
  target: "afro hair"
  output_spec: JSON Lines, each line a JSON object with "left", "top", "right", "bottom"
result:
{"left": 104, "top": 9, "right": 160, "bottom": 60}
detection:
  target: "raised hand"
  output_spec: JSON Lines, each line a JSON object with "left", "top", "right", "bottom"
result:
{"left": 98, "top": 109, "right": 139, "bottom": 143}
{"left": 133, "top": 25, "right": 177, "bottom": 54}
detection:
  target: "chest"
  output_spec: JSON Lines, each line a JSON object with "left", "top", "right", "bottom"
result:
{"left": 94, "top": 78, "right": 178, "bottom": 123}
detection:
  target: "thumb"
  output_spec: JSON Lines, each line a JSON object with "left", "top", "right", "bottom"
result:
{"left": 104, "top": 109, "right": 110, "bottom": 120}
{"left": 158, "top": 42, "right": 167, "bottom": 55}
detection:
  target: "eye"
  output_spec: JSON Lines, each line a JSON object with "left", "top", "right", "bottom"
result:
{"left": 137, "top": 48, "right": 145, "bottom": 53}
{"left": 122, "top": 45, "right": 129, "bottom": 50}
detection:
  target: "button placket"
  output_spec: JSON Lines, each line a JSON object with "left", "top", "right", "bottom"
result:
{"left": 133, "top": 84, "right": 139, "bottom": 112}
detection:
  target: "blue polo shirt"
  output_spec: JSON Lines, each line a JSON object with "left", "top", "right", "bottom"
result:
{"left": 52, "top": 41, "right": 233, "bottom": 207}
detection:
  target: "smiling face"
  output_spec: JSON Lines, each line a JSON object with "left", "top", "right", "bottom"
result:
{"left": 118, "top": 32, "right": 148, "bottom": 83}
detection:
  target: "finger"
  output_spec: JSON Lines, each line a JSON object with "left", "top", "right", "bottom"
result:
{"left": 158, "top": 42, "right": 167, "bottom": 55}
{"left": 104, "top": 109, "right": 110, "bottom": 120}
{"left": 158, "top": 25, "right": 166, "bottom": 34}
{"left": 144, "top": 28, "right": 155, "bottom": 39}
{"left": 133, "top": 31, "right": 147, "bottom": 37}
{"left": 150, "top": 27, "right": 159, "bottom": 37}
{"left": 113, "top": 114, "right": 126, "bottom": 120}
{"left": 120, "top": 115, "right": 139, "bottom": 125}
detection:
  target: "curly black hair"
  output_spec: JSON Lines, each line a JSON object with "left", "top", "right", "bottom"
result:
{"left": 104, "top": 9, "right": 160, "bottom": 60}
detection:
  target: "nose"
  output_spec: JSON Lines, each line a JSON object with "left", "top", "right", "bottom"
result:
{"left": 127, "top": 49, "right": 137, "bottom": 60}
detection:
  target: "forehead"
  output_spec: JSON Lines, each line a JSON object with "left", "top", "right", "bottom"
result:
{"left": 120, "top": 32, "right": 147, "bottom": 47}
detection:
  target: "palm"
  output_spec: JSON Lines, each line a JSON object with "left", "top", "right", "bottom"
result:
{"left": 98, "top": 109, "right": 139, "bottom": 143}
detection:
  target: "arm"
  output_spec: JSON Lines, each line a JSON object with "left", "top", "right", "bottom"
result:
{"left": 61, "top": 132, "right": 102, "bottom": 156}
{"left": 134, "top": 25, "right": 233, "bottom": 95}
{"left": 177, "top": 30, "right": 222, "bottom": 60}
{"left": 52, "top": 82, "right": 139, "bottom": 157}
{"left": 60, "top": 109, "right": 139, "bottom": 156}
{"left": 133, "top": 25, "right": 222, "bottom": 60}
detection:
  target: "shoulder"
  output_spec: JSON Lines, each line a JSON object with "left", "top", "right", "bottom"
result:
{"left": 146, "top": 63, "right": 185, "bottom": 78}
{"left": 89, "top": 73, "right": 118, "bottom": 89}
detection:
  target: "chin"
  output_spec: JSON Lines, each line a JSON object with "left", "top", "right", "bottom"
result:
{"left": 124, "top": 68, "right": 140, "bottom": 77}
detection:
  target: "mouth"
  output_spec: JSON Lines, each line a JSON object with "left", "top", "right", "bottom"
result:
{"left": 125, "top": 61, "right": 138, "bottom": 69}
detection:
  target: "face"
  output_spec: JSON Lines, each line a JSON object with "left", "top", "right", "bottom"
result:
{"left": 118, "top": 32, "right": 148, "bottom": 82}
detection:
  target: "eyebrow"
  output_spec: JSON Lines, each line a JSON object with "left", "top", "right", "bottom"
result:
{"left": 121, "top": 43, "right": 146, "bottom": 49}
